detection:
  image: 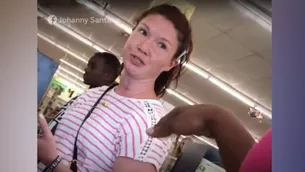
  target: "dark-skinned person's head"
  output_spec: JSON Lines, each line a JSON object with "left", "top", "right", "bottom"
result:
{"left": 83, "top": 52, "right": 121, "bottom": 88}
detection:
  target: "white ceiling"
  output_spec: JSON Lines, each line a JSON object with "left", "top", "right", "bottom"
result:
{"left": 37, "top": 0, "right": 272, "bottom": 141}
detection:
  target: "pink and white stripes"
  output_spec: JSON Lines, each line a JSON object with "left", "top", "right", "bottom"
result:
{"left": 39, "top": 86, "right": 171, "bottom": 172}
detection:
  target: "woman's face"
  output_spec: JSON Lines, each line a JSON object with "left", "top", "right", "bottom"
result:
{"left": 122, "top": 14, "right": 179, "bottom": 80}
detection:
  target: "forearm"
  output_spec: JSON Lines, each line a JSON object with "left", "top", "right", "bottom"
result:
{"left": 208, "top": 108, "right": 255, "bottom": 172}
{"left": 42, "top": 159, "right": 72, "bottom": 172}
{"left": 53, "top": 161, "right": 72, "bottom": 172}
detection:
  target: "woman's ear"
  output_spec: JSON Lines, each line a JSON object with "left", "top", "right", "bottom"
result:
{"left": 163, "top": 59, "right": 178, "bottom": 72}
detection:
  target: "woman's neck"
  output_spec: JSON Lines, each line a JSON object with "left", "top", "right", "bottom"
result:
{"left": 115, "top": 72, "right": 157, "bottom": 99}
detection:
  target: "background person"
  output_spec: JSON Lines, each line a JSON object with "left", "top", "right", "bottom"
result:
{"left": 52, "top": 52, "right": 122, "bottom": 117}
{"left": 83, "top": 52, "right": 122, "bottom": 89}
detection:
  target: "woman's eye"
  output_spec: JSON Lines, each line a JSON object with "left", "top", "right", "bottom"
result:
{"left": 158, "top": 42, "right": 167, "bottom": 50}
{"left": 138, "top": 28, "right": 147, "bottom": 36}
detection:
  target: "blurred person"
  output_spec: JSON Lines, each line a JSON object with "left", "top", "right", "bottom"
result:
{"left": 83, "top": 52, "right": 122, "bottom": 88}
{"left": 147, "top": 104, "right": 272, "bottom": 172}
{"left": 38, "top": 4, "right": 193, "bottom": 172}
{"left": 37, "top": 52, "right": 122, "bottom": 156}
{"left": 68, "top": 52, "right": 122, "bottom": 102}
{"left": 53, "top": 52, "right": 122, "bottom": 117}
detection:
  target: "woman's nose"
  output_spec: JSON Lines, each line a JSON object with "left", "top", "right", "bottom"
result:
{"left": 137, "top": 39, "right": 151, "bottom": 56}
{"left": 84, "top": 67, "right": 89, "bottom": 73}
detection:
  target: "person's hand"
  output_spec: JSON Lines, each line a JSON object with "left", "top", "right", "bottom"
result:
{"left": 38, "top": 114, "right": 59, "bottom": 166}
{"left": 146, "top": 104, "right": 231, "bottom": 138}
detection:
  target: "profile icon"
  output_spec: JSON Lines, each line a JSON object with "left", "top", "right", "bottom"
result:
{"left": 47, "top": 15, "right": 57, "bottom": 25}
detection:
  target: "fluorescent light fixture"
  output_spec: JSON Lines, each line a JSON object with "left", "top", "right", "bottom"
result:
{"left": 231, "top": 0, "right": 272, "bottom": 32}
{"left": 38, "top": 33, "right": 88, "bottom": 63}
{"left": 55, "top": 72, "right": 86, "bottom": 89}
{"left": 92, "top": 44, "right": 106, "bottom": 53}
{"left": 254, "top": 105, "right": 272, "bottom": 119}
{"left": 185, "top": 63, "right": 210, "bottom": 79}
{"left": 38, "top": 10, "right": 107, "bottom": 52}
{"left": 76, "top": 0, "right": 133, "bottom": 34}
{"left": 58, "top": 66, "right": 84, "bottom": 81}
{"left": 60, "top": 59, "right": 85, "bottom": 74}
{"left": 57, "top": 25, "right": 95, "bottom": 47}
{"left": 107, "top": 15, "right": 133, "bottom": 34}
{"left": 208, "top": 77, "right": 256, "bottom": 107}
{"left": 166, "top": 89, "right": 196, "bottom": 105}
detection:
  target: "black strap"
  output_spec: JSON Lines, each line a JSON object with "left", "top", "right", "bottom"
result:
{"left": 70, "top": 84, "right": 117, "bottom": 171}
{"left": 43, "top": 156, "right": 62, "bottom": 172}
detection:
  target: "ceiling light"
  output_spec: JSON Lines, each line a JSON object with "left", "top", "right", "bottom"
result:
{"left": 208, "top": 77, "right": 256, "bottom": 107}
{"left": 166, "top": 89, "right": 196, "bottom": 105}
{"left": 60, "top": 59, "right": 85, "bottom": 74}
{"left": 92, "top": 44, "right": 106, "bottom": 52}
{"left": 58, "top": 66, "right": 84, "bottom": 81}
{"left": 107, "top": 15, "right": 133, "bottom": 34}
{"left": 254, "top": 105, "right": 272, "bottom": 119}
{"left": 231, "top": 0, "right": 272, "bottom": 32}
{"left": 38, "top": 10, "right": 107, "bottom": 52}
{"left": 38, "top": 33, "right": 88, "bottom": 63}
{"left": 76, "top": 0, "right": 133, "bottom": 34}
{"left": 56, "top": 24, "right": 95, "bottom": 47}
{"left": 55, "top": 72, "right": 86, "bottom": 89}
{"left": 185, "top": 63, "right": 210, "bottom": 79}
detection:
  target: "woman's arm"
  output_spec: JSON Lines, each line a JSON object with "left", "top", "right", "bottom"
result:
{"left": 38, "top": 114, "right": 73, "bottom": 172}
{"left": 113, "top": 107, "right": 171, "bottom": 172}
{"left": 113, "top": 157, "right": 156, "bottom": 172}
{"left": 53, "top": 161, "right": 72, "bottom": 172}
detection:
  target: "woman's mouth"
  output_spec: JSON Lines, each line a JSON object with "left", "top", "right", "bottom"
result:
{"left": 131, "top": 54, "right": 145, "bottom": 65}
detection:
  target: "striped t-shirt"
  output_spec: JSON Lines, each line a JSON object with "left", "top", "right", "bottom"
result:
{"left": 39, "top": 86, "right": 171, "bottom": 172}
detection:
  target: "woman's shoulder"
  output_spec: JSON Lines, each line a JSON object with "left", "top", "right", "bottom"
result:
{"left": 116, "top": 99, "right": 166, "bottom": 131}
{"left": 77, "top": 86, "right": 109, "bottom": 99}
{"left": 131, "top": 99, "right": 166, "bottom": 118}
{"left": 84, "top": 86, "right": 108, "bottom": 95}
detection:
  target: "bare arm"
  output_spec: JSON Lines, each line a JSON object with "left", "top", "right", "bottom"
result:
{"left": 53, "top": 161, "right": 72, "bottom": 172}
{"left": 48, "top": 156, "right": 157, "bottom": 172}
{"left": 49, "top": 152, "right": 159, "bottom": 172}
{"left": 209, "top": 108, "right": 255, "bottom": 172}
{"left": 113, "top": 157, "right": 156, "bottom": 172}
{"left": 147, "top": 105, "right": 256, "bottom": 172}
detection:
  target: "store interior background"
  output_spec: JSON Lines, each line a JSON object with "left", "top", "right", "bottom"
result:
{"left": 37, "top": 0, "right": 272, "bottom": 171}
